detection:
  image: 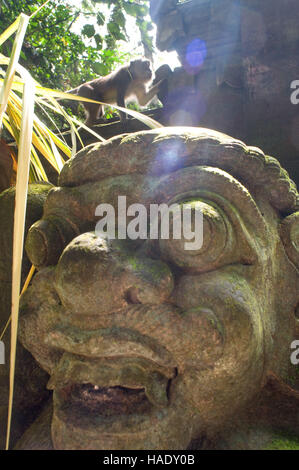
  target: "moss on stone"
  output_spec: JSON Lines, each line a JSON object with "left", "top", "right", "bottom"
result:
{"left": 265, "top": 431, "right": 299, "bottom": 450}
{"left": 286, "top": 363, "right": 299, "bottom": 388}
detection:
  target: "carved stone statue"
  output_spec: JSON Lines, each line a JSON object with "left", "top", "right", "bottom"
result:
{"left": 17, "top": 127, "right": 299, "bottom": 449}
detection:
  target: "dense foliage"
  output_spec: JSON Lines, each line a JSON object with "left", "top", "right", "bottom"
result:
{"left": 0, "top": 0, "right": 153, "bottom": 89}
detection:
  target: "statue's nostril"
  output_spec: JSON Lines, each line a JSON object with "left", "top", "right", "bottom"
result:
{"left": 125, "top": 288, "right": 142, "bottom": 304}
{"left": 124, "top": 257, "right": 175, "bottom": 305}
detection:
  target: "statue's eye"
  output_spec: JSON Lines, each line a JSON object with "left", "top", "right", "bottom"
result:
{"left": 158, "top": 199, "right": 254, "bottom": 272}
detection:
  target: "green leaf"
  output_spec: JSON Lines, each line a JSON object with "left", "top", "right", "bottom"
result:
{"left": 96, "top": 12, "right": 105, "bottom": 26}
{"left": 123, "top": 2, "right": 139, "bottom": 16}
{"left": 107, "top": 22, "right": 120, "bottom": 35}
{"left": 114, "top": 10, "right": 126, "bottom": 29}
{"left": 82, "top": 24, "right": 96, "bottom": 38}
{"left": 94, "top": 33, "right": 103, "bottom": 48}
{"left": 92, "top": 62, "right": 106, "bottom": 75}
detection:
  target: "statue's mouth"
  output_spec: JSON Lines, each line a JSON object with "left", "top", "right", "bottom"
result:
{"left": 59, "top": 384, "right": 152, "bottom": 417}
{"left": 48, "top": 353, "right": 177, "bottom": 429}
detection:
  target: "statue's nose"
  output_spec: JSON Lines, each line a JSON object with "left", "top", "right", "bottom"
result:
{"left": 54, "top": 232, "right": 174, "bottom": 315}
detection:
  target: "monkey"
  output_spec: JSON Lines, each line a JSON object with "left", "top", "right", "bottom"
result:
{"left": 64, "top": 58, "right": 163, "bottom": 126}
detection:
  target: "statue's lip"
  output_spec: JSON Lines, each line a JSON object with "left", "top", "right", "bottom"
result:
{"left": 44, "top": 324, "right": 177, "bottom": 370}
{"left": 48, "top": 353, "right": 177, "bottom": 411}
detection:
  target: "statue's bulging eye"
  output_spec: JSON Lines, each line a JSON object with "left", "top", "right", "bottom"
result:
{"left": 158, "top": 199, "right": 240, "bottom": 272}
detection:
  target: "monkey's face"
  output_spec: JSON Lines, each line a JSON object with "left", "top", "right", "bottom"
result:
{"left": 129, "top": 59, "right": 152, "bottom": 82}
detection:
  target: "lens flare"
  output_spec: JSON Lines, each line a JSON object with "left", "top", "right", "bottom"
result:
{"left": 185, "top": 38, "right": 207, "bottom": 74}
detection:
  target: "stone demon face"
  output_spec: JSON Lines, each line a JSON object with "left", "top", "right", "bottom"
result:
{"left": 20, "top": 128, "right": 299, "bottom": 449}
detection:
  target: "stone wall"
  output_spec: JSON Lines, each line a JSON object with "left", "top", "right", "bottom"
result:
{"left": 150, "top": 0, "right": 299, "bottom": 186}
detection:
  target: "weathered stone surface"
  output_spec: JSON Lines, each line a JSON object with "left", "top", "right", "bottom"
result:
{"left": 0, "top": 183, "right": 52, "bottom": 449}
{"left": 16, "top": 128, "right": 299, "bottom": 449}
{"left": 156, "top": 9, "right": 186, "bottom": 52}
{"left": 150, "top": 0, "right": 177, "bottom": 21}
{"left": 0, "top": 140, "right": 14, "bottom": 193}
{"left": 14, "top": 400, "right": 53, "bottom": 450}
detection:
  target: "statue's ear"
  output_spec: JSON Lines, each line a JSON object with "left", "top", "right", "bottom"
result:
{"left": 281, "top": 212, "right": 299, "bottom": 337}
{"left": 280, "top": 212, "right": 299, "bottom": 268}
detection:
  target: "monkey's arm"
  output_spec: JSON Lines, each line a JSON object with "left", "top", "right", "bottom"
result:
{"left": 134, "top": 80, "right": 163, "bottom": 106}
